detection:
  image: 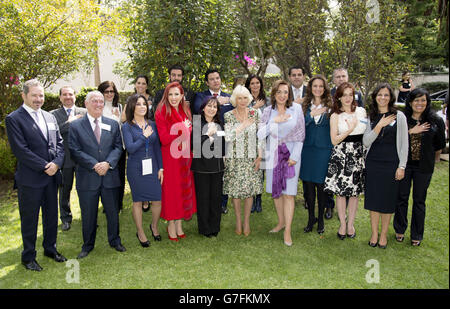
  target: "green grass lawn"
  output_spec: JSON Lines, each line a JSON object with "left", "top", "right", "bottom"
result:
{"left": 0, "top": 162, "right": 448, "bottom": 289}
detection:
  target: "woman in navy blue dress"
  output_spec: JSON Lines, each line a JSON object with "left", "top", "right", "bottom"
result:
{"left": 122, "top": 94, "right": 163, "bottom": 247}
{"left": 299, "top": 75, "right": 333, "bottom": 235}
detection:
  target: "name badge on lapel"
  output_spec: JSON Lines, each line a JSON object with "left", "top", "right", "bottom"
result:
{"left": 47, "top": 123, "right": 57, "bottom": 131}
{"left": 100, "top": 123, "right": 111, "bottom": 131}
{"left": 142, "top": 158, "right": 152, "bottom": 175}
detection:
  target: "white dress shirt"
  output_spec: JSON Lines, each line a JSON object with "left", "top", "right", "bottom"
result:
{"left": 86, "top": 113, "right": 102, "bottom": 139}
{"left": 22, "top": 103, "right": 47, "bottom": 139}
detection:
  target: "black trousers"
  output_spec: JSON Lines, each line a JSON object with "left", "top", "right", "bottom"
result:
{"left": 394, "top": 165, "right": 433, "bottom": 241}
{"left": 78, "top": 187, "right": 121, "bottom": 252}
{"left": 303, "top": 181, "right": 326, "bottom": 228}
{"left": 59, "top": 167, "right": 75, "bottom": 223}
{"left": 17, "top": 182, "right": 59, "bottom": 262}
{"left": 194, "top": 172, "right": 223, "bottom": 235}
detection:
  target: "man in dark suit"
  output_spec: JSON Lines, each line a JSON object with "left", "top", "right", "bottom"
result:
{"left": 193, "top": 68, "right": 233, "bottom": 214}
{"left": 150, "top": 64, "right": 196, "bottom": 120}
{"left": 5, "top": 79, "right": 67, "bottom": 271}
{"left": 50, "top": 86, "right": 86, "bottom": 231}
{"left": 288, "top": 65, "right": 307, "bottom": 105}
{"left": 193, "top": 68, "right": 233, "bottom": 124}
{"left": 331, "top": 68, "right": 364, "bottom": 107}
{"left": 68, "top": 90, "right": 125, "bottom": 259}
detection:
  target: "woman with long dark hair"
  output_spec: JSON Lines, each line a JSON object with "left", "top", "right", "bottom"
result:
{"left": 299, "top": 75, "right": 333, "bottom": 235}
{"left": 394, "top": 88, "right": 446, "bottom": 246}
{"left": 122, "top": 94, "right": 163, "bottom": 246}
{"left": 245, "top": 75, "right": 270, "bottom": 213}
{"left": 154, "top": 82, "right": 196, "bottom": 242}
{"left": 363, "top": 83, "right": 408, "bottom": 249}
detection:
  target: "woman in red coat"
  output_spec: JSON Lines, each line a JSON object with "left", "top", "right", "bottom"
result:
{"left": 155, "top": 82, "right": 197, "bottom": 241}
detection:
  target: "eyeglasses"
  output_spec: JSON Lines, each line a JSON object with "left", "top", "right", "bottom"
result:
{"left": 103, "top": 90, "right": 115, "bottom": 94}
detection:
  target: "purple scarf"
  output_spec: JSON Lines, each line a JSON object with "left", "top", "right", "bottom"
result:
{"left": 259, "top": 106, "right": 305, "bottom": 198}
{"left": 272, "top": 143, "right": 295, "bottom": 198}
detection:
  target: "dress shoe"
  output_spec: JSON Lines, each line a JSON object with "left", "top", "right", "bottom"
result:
{"left": 378, "top": 243, "right": 387, "bottom": 249}
{"left": 317, "top": 227, "right": 325, "bottom": 235}
{"left": 177, "top": 233, "right": 186, "bottom": 239}
{"left": 136, "top": 233, "right": 150, "bottom": 247}
{"left": 324, "top": 208, "right": 333, "bottom": 220}
{"left": 235, "top": 229, "right": 242, "bottom": 236}
{"left": 167, "top": 227, "right": 179, "bottom": 242}
{"left": 22, "top": 260, "right": 43, "bottom": 271}
{"left": 337, "top": 232, "right": 346, "bottom": 240}
{"left": 284, "top": 241, "right": 292, "bottom": 247}
{"left": 112, "top": 244, "right": 127, "bottom": 252}
{"left": 395, "top": 234, "right": 405, "bottom": 242}
{"left": 368, "top": 241, "right": 378, "bottom": 247}
{"left": 211, "top": 232, "right": 218, "bottom": 237}
{"left": 61, "top": 222, "right": 71, "bottom": 231}
{"left": 222, "top": 206, "right": 228, "bottom": 214}
{"left": 304, "top": 217, "right": 318, "bottom": 233}
{"left": 77, "top": 251, "right": 90, "bottom": 259}
{"left": 347, "top": 232, "right": 356, "bottom": 239}
{"left": 150, "top": 224, "right": 162, "bottom": 241}
{"left": 411, "top": 240, "right": 421, "bottom": 247}
{"left": 269, "top": 226, "right": 285, "bottom": 233}
{"left": 44, "top": 251, "right": 67, "bottom": 262}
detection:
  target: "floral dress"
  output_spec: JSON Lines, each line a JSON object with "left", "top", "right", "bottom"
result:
{"left": 223, "top": 108, "right": 263, "bottom": 199}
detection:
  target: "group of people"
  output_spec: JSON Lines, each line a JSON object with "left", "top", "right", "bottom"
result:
{"left": 6, "top": 64, "right": 447, "bottom": 272}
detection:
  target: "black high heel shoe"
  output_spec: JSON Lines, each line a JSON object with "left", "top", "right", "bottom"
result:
{"left": 136, "top": 233, "right": 150, "bottom": 247}
{"left": 150, "top": 224, "right": 162, "bottom": 241}
{"left": 337, "top": 232, "right": 346, "bottom": 240}
{"left": 368, "top": 241, "right": 378, "bottom": 247}
{"left": 304, "top": 217, "right": 318, "bottom": 233}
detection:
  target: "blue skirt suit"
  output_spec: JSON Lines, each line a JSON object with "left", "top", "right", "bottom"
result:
{"left": 300, "top": 108, "right": 333, "bottom": 230}
{"left": 122, "top": 121, "right": 163, "bottom": 202}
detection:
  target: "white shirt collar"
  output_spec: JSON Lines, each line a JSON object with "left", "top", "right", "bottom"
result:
{"left": 22, "top": 103, "right": 42, "bottom": 116}
{"left": 209, "top": 89, "right": 221, "bottom": 96}
{"left": 87, "top": 113, "right": 101, "bottom": 124}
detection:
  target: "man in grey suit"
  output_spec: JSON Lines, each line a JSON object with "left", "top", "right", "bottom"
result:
{"left": 51, "top": 86, "right": 86, "bottom": 231}
{"left": 69, "top": 91, "right": 125, "bottom": 259}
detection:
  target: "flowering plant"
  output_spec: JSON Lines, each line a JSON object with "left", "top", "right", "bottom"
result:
{"left": 235, "top": 52, "right": 256, "bottom": 67}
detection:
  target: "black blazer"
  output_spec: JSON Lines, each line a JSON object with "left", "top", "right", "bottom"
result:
{"left": 68, "top": 115, "right": 123, "bottom": 190}
{"left": 191, "top": 118, "right": 225, "bottom": 173}
{"left": 51, "top": 106, "right": 87, "bottom": 168}
{"left": 5, "top": 106, "right": 64, "bottom": 188}
{"left": 406, "top": 114, "right": 446, "bottom": 173}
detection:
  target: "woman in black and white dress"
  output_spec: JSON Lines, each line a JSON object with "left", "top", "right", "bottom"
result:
{"left": 324, "top": 83, "right": 367, "bottom": 240}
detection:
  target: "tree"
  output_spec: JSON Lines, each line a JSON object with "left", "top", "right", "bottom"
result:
{"left": 311, "top": 0, "right": 409, "bottom": 101}
{"left": 398, "top": 0, "right": 447, "bottom": 72}
{"left": 0, "top": 0, "right": 114, "bottom": 130}
{"left": 119, "top": 0, "right": 239, "bottom": 93}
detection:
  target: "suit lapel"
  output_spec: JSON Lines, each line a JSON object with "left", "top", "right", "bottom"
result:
{"left": 81, "top": 115, "right": 99, "bottom": 145}
{"left": 19, "top": 106, "right": 48, "bottom": 143}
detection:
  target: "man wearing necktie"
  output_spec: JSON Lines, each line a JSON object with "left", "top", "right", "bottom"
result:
{"left": 288, "top": 66, "right": 307, "bottom": 105}
{"left": 68, "top": 91, "right": 125, "bottom": 259}
{"left": 51, "top": 86, "right": 86, "bottom": 231}
{"left": 5, "top": 79, "right": 66, "bottom": 271}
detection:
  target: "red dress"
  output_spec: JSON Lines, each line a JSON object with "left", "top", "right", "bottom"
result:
{"left": 155, "top": 104, "right": 197, "bottom": 221}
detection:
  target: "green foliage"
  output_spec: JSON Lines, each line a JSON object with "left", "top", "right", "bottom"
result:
{"left": 313, "top": 0, "right": 409, "bottom": 102}
{"left": 118, "top": 0, "right": 239, "bottom": 93}
{"left": 0, "top": 137, "right": 16, "bottom": 179}
{"left": 399, "top": 0, "right": 447, "bottom": 72}
{"left": 0, "top": 162, "right": 448, "bottom": 288}
{"left": 418, "top": 82, "right": 449, "bottom": 94}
